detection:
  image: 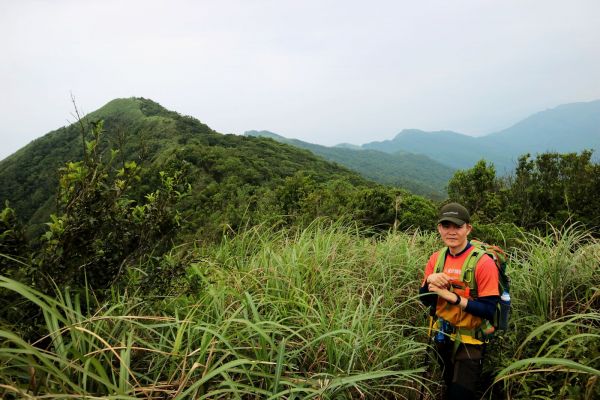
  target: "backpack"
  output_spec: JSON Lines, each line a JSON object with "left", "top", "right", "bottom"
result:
{"left": 463, "top": 239, "right": 511, "bottom": 331}
{"left": 434, "top": 239, "right": 511, "bottom": 332}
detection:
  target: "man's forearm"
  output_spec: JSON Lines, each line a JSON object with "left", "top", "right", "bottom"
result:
{"left": 464, "top": 296, "right": 499, "bottom": 320}
{"left": 419, "top": 284, "right": 437, "bottom": 308}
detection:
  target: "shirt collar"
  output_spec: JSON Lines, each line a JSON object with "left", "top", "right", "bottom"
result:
{"left": 448, "top": 241, "right": 472, "bottom": 257}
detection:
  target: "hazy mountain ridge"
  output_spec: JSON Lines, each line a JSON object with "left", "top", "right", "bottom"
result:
{"left": 364, "top": 129, "right": 510, "bottom": 172}
{"left": 244, "top": 130, "right": 454, "bottom": 199}
{"left": 482, "top": 100, "right": 600, "bottom": 152}
{"left": 360, "top": 100, "right": 600, "bottom": 172}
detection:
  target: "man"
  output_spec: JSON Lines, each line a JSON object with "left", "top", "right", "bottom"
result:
{"left": 420, "top": 202, "right": 499, "bottom": 399}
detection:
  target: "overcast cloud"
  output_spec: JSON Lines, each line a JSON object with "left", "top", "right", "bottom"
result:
{"left": 1, "top": 0, "right": 599, "bottom": 160}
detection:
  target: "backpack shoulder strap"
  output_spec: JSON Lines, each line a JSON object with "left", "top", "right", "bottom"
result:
{"left": 460, "top": 246, "right": 487, "bottom": 298}
{"left": 434, "top": 247, "right": 449, "bottom": 274}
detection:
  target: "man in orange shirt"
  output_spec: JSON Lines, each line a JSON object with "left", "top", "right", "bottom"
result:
{"left": 420, "top": 203, "right": 499, "bottom": 400}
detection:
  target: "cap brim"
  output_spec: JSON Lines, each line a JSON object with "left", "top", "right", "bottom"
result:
{"left": 438, "top": 217, "right": 467, "bottom": 226}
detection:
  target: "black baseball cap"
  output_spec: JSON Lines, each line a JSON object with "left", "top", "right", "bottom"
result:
{"left": 438, "top": 202, "right": 470, "bottom": 226}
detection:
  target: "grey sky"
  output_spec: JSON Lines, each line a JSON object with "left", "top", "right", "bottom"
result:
{"left": 1, "top": 0, "right": 599, "bottom": 160}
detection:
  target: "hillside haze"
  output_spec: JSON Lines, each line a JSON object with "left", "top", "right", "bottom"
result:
{"left": 483, "top": 100, "right": 600, "bottom": 153}
{"left": 362, "top": 100, "right": 600, "bottom": 172}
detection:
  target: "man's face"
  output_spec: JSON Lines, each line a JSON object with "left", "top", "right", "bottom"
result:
{"left": 437, "top": 221, "right": 472, "bottom": 252}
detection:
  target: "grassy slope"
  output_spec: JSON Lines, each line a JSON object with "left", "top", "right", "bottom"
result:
{"left": 1, "top": 223, "right": 598, "bottom": 398}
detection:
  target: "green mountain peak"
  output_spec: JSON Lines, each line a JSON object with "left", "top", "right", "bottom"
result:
{"left": 0, "top": 99, "right": 368, "bottom": 230}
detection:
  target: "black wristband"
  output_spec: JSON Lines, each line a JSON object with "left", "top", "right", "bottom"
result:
{"left": 452, "top": 293, "right": 461, "bottom": 305}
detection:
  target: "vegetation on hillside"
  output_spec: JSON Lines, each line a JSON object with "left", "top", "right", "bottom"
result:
{"left": 0, "top": 98, "right": 396, "bottom": 236}
{"left": 448, "top": 152, "right": 600, "bottom": 232}
{"left": 1, "top": 223, "right": 598, "bottom": 399}
{"left": 0, "top": 111, "right": 439, "bottom": 298}
{"left": 1, "top": 98, "right": 599, "bottom": 398}
{"left": 245, "top": 130, "right": 454, "bottom": 199}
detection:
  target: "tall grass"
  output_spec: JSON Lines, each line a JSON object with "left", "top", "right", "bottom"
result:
{"left": 512, "top": 224, "right": 598, "bottom": 322}
{"left": 486, "top": 224, "right": 600, "bottom": 399}
{"left": 1, "top": 222, "right": 438, "bottom": 399}
{"left": 1, "top": 222, "right": 598, "bottom": 399}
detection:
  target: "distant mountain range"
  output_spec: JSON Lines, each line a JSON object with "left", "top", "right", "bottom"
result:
{"left": 361, "top": 100, "right": 600, "bottom": 172}
{"left": 244, "top": 99, "right": 599, "bottom": 197}
{"left": 244, "top": 130, "right": 453, "bottom": 199}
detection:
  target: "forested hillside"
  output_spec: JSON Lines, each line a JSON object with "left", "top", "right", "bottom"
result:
{"left": 364, "top": 129, "right": 508, "bottom": 171}
{"left": 245, "top": 130, "right": 454, "bottom": 199}
{"left": 0, "top": 98, "right": 359, "bottom": 227}
{"left": 0, "top": 98, "right": 437, "bottom": 238}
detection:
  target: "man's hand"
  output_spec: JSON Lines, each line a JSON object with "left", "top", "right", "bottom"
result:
{"left": 429, "top": 281, "right": 462, "bottom": 306}
{"left": 428, "top": 283, "right": 452, "bottom": 298}
{"left": 426, "top": 273, "right": 464, "bottom": 306}
{"left": 426, "top": 272, "right": 451, "bottom": 289}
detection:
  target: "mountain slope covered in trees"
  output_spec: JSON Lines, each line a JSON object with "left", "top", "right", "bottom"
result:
{"left": 0, "top": 98, "right": 441, "bottom": 241}
{"left": 244, "top": 130, "right": 454, "bottom": 199}
{"left": 0, "top": 99, "right": 368, "bottom": 228}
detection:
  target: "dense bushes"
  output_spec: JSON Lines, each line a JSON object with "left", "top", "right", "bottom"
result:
{"left": 0, "top": 204, "right": 28, "bottom": 268}
{"left": 447, "top": 152, "right": 600, "bottom": 234}
{"left": 0, "top": 121, "right": 189, "bottom": 298}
